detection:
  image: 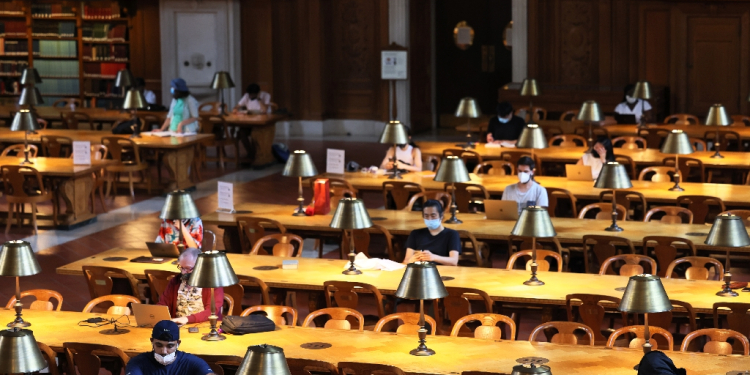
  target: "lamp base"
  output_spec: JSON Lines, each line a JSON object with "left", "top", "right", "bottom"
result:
{"left": 523, "top": 279, "right": 545, "bottom": 286}
{"left": 444, "top": 216, "right": 463, "bottom": 224}
{"left": 717, "top": 289, "right": 739, "bottom": 297}
{"left": 202, "top": 332, "right": 227, "bottom": 341}
{"left": 409, "top": 347, "right": 436, "bottom": 356}
{"left": 668, "top": 184, "right": 684, "bottom": 192}
{"left": 292, "top": 210, "right": 307, "bottom": 217}
{"left": 7, "top": 320, "right": 30, "bottom": 328}
{"left": 130, "top": 134, "right": 141, "bottom": 139}
{"left": 387, "top": 173, "right": 403, "bottom": 180}
{"left": 604, "top": 224, "right": 624, "bottom": 232}
{"left": 19, "top": 159, "right": 33, "bottom": 165}
{"left": 711, "top": 152, "right": 724, "bottom": 159}
{"left": 342, "top": 269, "right": 363, "bottom": 275}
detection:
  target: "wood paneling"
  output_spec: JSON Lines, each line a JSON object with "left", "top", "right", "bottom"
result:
{"left": 129, "top": 0, "right": 162, "bottom": 103}
{"left": 240, "top": 0, "right": 273, "bottom": 96}
{"left": 409, "top": 0, "right": 433, "bottom": 132}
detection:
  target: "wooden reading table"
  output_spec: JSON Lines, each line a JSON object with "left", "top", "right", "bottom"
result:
{"left": 221, "top": 114, "right": 287, "bottom": 167}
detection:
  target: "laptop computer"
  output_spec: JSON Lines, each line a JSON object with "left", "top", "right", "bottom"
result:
{"left": 146, "top": 242, "right": 181, "bottom": 258}
{"left": 565, "top": 165, "right": 594, "bottom": 181}
{"left": 614, "top": 113, "right": 637, "bottom": 124}
{"left": 484, "top": 200, "right": 520, "bottom": 220}
{"left": 132, "top": 304, "right": 172, "bottom": 328}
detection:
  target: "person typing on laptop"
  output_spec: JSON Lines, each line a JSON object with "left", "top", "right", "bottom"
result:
{"left": 157, "top": 248, "right": 223, "bottom": 326}
{"left": 402, "top": 200, "right": 461, "bottom": 266}
{"left": 501, "top": 156, "right": 548, "bottom": 215}
{"left": 155, "top": 218, "right": 203, "bottom": 249}
{"left": 125, "top": 320, "right": 215, "bottom": 375}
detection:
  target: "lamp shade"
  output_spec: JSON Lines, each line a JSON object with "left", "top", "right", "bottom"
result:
{"left": 0, "top": 241, "right": 40, "bottom": 277}
{"left": 594, "top": 162, "right": 633, "bottom": 189}
{"left": 18, "top": 87, "right": 43, "bottom": 106}
{"left": 330, "top": 198, "right": 372, "bottom": 230}
{"left": 395, "top": 262, "right": 449, "bottom": 300}
{"left": 19, "top": 68, "right": 41, "bottom": 85}
{"left": 576, "top": 100, "right": 603, "bottom": 122}
{"left": 379, "top": 121, "right": 409, "bottom": 145}
{"left": 282, "top": 150, "right": 318, "bottom": 178}
{"left": 705, "top": 104, "right": 731, "bottom": 126}
{"left": 434, "top": 156, "right": 470, "bottom": 183}
{"left": 0, "top": 328, "right": 47, "bottom": 373}
{"left": 235, "top": 344, "right": 291, "bottom": 375}
{"left": 159, "top": 190, "right": 200, "bottom": 220}
{"left": 632, "top": 81, "right": 652, "bottom": 100}
{"left": 114, "top": 69, "right": 134, "bottom": 88}
{"left": 10, "top": 110, "right": 38, "bottom": 132}
{"left": 211, "top": 71, "right": 235, "bottom": 90}
{"left": 187, "top": 250, "right": 239, "bottom": 288}
{"left": 705, "top": 214, "right": 750, "bottom": 248}
{"left": 123, "top": 89, "right": 147, "bottom": 110}
{"left": 520, "top": 78, "right": 540, "bottom": 97}
{"left": 660, "top": 130, "right": 694, "bottom": 155}
{"left": 618, "top": 274, "right": 672, "bottom": 314}
{"left": 454, "top": 97, "right": 481, "bottom": 118}
{"left": 517, "top": 124, "right": 547, "bottom": 149}
{"left": 511, "top": 206, "right": 557, "bottom": 238}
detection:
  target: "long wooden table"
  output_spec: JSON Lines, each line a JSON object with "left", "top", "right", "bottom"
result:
{"left": 223, "top": 114, "right": 287, "bottom": 167}
{"left": 4, "top": 309, "right": 744, "bottom": 374}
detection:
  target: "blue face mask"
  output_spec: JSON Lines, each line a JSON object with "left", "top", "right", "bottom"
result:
{"left": 424, "top": 218, "right": 442, "bottom": 230}
{"left": 497, "top": 116, "right": 510, "bottom": 123}
{"left": 170, "top": 87, "right": 175, "bottom": 94}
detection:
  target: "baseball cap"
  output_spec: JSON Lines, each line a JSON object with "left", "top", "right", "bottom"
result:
{"left": 152, "top": 320, "right": 180, "bottom": 341}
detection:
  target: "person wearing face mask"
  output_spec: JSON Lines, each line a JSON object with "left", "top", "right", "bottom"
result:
{"left": 159, "top": 78, "right": 200, "bottom": 133}
{"left": 155, "top": 218, "right": 203, "bottom": 249}
{"left": 486, "top": 101, "right": 527, "bottom": 146}
{"left": 402, "top": 199, "right": 461, "bottom": 266}
{"left": 501, "top": 156, "right": 548, "bottom": 215}
{"left": 125, "top": 320, "right": 215, "bottom": 375}
{"left": 380, "top": 125, "right": 422, "bottom": 172}
{"left": 614, "top": 83, "right": 652, "bottom": 123}
{"left": 576, "top": 136, "right": 615, "bottom": 179}
{"left": 157, "top": 248, "right": 223, "bottom": 326}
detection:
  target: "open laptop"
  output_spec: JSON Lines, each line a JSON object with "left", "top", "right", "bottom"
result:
{"left": 132, "top": 304, "right": 172, "bottom": 328}
{"left": 565, "top": 165, "right": 594, "bottom": 181}
{"left": 614, "top": 113, "right": 637, "bottom": 124}
{"left": 146, "top": 242, "right": 181, "bottom": 258}
{"left": 484, "top": 200, "right": 519, "bottom": 220}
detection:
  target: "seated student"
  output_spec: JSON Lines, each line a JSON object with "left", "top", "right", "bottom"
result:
{"left": 125, "top": 320, "right": 215, "bottom": 375}
{"left": 402, "top": 200, "right": 460, "bottom": 266}
{"left": 235, "top": 83, "right": 272, "bottom": 114}
{"left": 157, "top": 248, "right": 223, "bottom": 325}
{"left": 379, "top": 126, "right": 422, "bottom": 172}
{"left": 155, "top": 218, "right": 203, "bottom": 249}
{"left": 614, "top": 83, "right": 652, "bottom": 123}
{"left": 159, "top": 78, "right": 199, "bottom": 133}
{"left": 486, "top": 101, "right": 526, "bottom": 146}
{"left": 576, "top": 137, "right": 614, "bottom": 180}
{"left": 501, "top": 156, "right": 548, "bottom": 215}
{"left": 136, "top": 77, "right": 157, "bottom": 105}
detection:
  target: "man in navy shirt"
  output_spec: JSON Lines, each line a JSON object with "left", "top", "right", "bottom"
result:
{"left": 402, "top": 199, "right": 461, "bottom": 266}
{"left": 125, "top": 320, "right": 215, "bottom": 375}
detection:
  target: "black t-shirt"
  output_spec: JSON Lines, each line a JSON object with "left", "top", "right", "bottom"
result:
{"left": 486, "top": 115, "right": 527, "bottom": 141}
{"left": 405, "top": 228, "right": 462, "bottom": 257}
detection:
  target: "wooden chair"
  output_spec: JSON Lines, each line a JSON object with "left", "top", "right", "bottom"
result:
{"left": 548, "top": 134, "right": 587, "bottom": 147}
{"left": 638, "top": 166, "right": 675, "bottom": 182}
{"left": 201, "top": 355, "right": 244, "bottom": 375}
{"left": 144, "top": 269, "right": 178, "bottom": 303}
{"left": 638, "top": 128, "right": 670, "bottom": 149}
{"left": 613, "top": 154, "right": 637, "bottom": 180}
{"left": 199, "top": 115, "right": 239, "bottom": 170}
{"left": 598, "top": 190, "right": 646, "bottom": 221}
{"left": 473, "top": 160, "right": 515, "bottom": 176}
{"left": 5, "top": 289, "right": 63, "bottom": 311}
{"left": 528, "top": 321, "right": 595, "bottom": 346}
{"left": 373, "top": 312, "right": 437, "bottom": 335}
{"left": 574, "top": 126, "right": 608, "bottom": 140}
{"left": 250, "top": 233, "right": 304, "bottom": 257}
{"left": 720, "top": 209, "right": 750, "bottom": 226}
{"left": 442, "top": 148, "right": 483, "bottom": 166}
{"left": 236, "top": 275, "right": 274, "bottom": 307}
{"left": 546, "top": 187, "right": 578, "bottom": 218}
{"left": 612, "top": 136, "right": 647, "bottom": 150}
{"left": 680, "top": 328, "right": 750, "bottom": 355}
{"left": 664, "top": 114, "right": 699, "bottom": 125}
{"left": 450, "top": 313, "right": 516, "bottom": 340}
{"left": 199, "top": 101, "right": 225, "bottom": 114}
{"left": 664, "top": 257, "right": 723, "bottom": 281}
{"left": 140, "top": 113, "right": 164, "bottom": 131}
{"left": 302, "top": 307, "right": 365, "bottom": 331}
{"left": 101, "top": 137, "right": 151, "bottom": 199}
{"left": 642, "top": 237, "right": 697, "bottom": 277}
{"left": 382, "top": 181, "right": 425, "bottom": 210}
{"left": 40, "top": 135, "right": 72, "bottom": 157}
{"left": 507, "top": 250, "right": 564, "bottom": 272}
{"left": 581, "top": 235, "right": 636, "bottom": 274}
{"left": 500, "top": 150, "right": 537, "bottom": 169}
{"left": 236, "top": 216, "right": 287, "bottom": 254}
{"left": 64, "top": 342, "right": 130, "bottom": 375}
{"left": 577, "top": 202, "right": 627, "bottom": 221}
{"left": 689, "top": 137, "right": 707, "bottom": 151}
{"left": 598, "top": 254, "right": 657, "bottom": 276}
{"left": 643, "top": 207, "right": 693, "bottom": 224}
{"left": 559, "top": 110, "right": 579, "bottom": 121}
{"left": 676, "top": 195, "right": 725, "bottom": 225}
{"left": 339, "top": 362, "right": 405, "bottom": 375}
{"left": 1, "top": 143, "right": 39, "bottom": 158}
{"left": 606, "top": 325, "right": 674, "bottom": 351}
{"left": 423, "top": 154, "right": 441, "bottom": 172}
{"left": 403, "top": 191, "right": 452, "bottom": 213}
{"left": 566, "top": 293, "right": 627, "bottom": 345}
{"left": 82, "top": 265, "right": 141, "bottom": 300}
{"left": 37, "top": 341, "right": 61, "bottom": 375}
{"left": 515, "top": 106, "right": 547, "bottom": 122}
{"left": 82, "top": 295, "right": 140, "bottom": 315}
{"left": 705, "top": 130, "right": 743, "bottom": 152}
{"left": 324, "top": 281, "right": 386, "bottom": 327}
{"left": 222, "top": 294, "right": 235, "bottom": 316}
{"left": 663, "top": 156, "right": 705, "bottom": 183}
{"left": 542, "top": 125, "right": 564, "bottom": 139}
{"left": 64, "top": 111, "right": 95, "bottom": 130}
{"left": 341, "top": 224, "right": 397, "bottom": 261}
{"left": 457, "top": 230, "right": 491, "bottom": 268}
{"left": 287, "top": 358, "right": 340, "bottom": 375}
{"left": 713, "top": 302, "right": 750, "bottom": 354}
{"left": 436, "top": 287, "right": 494, "bottom": 336}
{"left": 647, "top": 300, "right": 697, "bottom": 337}
{"left": 507, "top": 235, "right": 568, "bottom": 271}
{"left": 448, "top": 183, "right": 490, "bottom": 213}
{"left": 731, "top": 115, "right": 750, "bottom": 127}
{"left": 2, "top": 165, "right": 57, "bottom": 235}
{"left": 241, "top": 305, "right": 298, "bottom": 326}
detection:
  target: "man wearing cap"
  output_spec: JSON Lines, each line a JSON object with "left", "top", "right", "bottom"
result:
{"left": 160, "top": 77, "right": 200, "bottom": 133}
{"left": 125, "top": 320, "right": 215, "bottom": 375}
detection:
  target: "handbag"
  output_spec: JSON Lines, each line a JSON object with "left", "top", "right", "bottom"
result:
{"left": 220, "top": 315, "right": 275, "bottom": 335}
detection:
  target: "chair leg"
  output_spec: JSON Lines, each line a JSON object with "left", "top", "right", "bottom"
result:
{"left": 128, "top": 172, "right": 135, "bottom": 199}
{"left": 17, "top": 203, "right": 23, "bottom": 226}
{"left": 99, "top": 184, "right": 108, "bottom": 213}
{"left": 51, "top": 197, "right": 58, "bottom": 227}
{"left": 31, "top": 203, "right": 38, "bottom": 235}
{"left": 6, "top": 203, "right": 13, "bottom": 234}
{"left": 219, "top": 146, "right": 225, "bottom": 170}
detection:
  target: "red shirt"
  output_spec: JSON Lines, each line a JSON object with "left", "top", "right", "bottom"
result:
{"left": 157, "top": 277, "right": 224, "bottom": 324}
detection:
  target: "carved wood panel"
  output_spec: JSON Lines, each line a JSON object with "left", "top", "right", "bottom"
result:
{"left": 559, "top": 0, "right": 597, "bottom": 84}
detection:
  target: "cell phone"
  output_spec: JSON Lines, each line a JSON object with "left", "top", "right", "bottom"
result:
{"left": 188, "top": 327, "right": 199, "bottom": 333}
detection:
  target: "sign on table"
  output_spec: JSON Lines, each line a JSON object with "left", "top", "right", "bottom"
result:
{"left": 326, "top": 149, "right": 345, "bottom": 174}
{"left": 217, "top": 181, "right": 234, "bottom": 212}
{"left": 72, "top": 141, "right": 91, "bottom": 165}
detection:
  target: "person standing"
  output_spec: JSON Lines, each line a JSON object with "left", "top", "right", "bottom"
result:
{"left": 160, "top": 78, "right": 200, "bottom": 133}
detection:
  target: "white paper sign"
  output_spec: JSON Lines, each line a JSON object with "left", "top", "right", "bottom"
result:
{"left": 381, "top": 50, "right": 408, "bottom": 80}
{"left": 326, "top": 149, "right": 345, "bottom": 175}
{"left": 217, "top": 181, "right": 234, "bottom": 212}
{"left": 72, "top": 141, "right": 91, "bottom": 165}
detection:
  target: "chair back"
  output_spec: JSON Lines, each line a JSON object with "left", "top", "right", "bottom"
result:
{"left": 5, "top": 289, "right": 64, "bottom": 311}
{"left": 612, "top": 136, "right": 646, "bottom": 149}
{"left": 236, "top": 216, "right": 287, "bottom": 254}
{"left": 500, "top": 150, "right": 535, "bottom": 168}
{"left": 374, "top": 312, "right": 437, "bottom": 335}
{"left": 606, "top": 325, "right": 674, "bottom": 351}
{"left": 581, "top": 235, "right": 636, "bottom": 274}
{"left": 648, "top": 300, "right": 697, "bottom": 333}
{"left": 578, "top": 202, "right": 627, "bottom": 221}
{"left": 566, "top": 293, "right": 627, "bottom": 344}
{"left": 528, "top": 321, "right": 595, "bottom": 346}
{"left": 642, "top": 236, "right": 697, "bottom": 277}
{"left": 1, "top": 144, "right": 38, "bottom": 158}
{"left": 664, "top": 256, "right": 723, "bottom": 280}
{"left": 250, "top": 233, "right": 304, "bottom": 257}
{"left": 342, "top": 224, "right": 397, "bottom": 261}
{"left": 302, "top": 307, "right": 365, "bottom": 331}
{"left": 515, "top": 106, "right": 547, "bottom": 122}
{"left": 324, "top": 281, "right": 385, "bottom": 318}
{"left": 598, "top": 190, "right": 646, "bottom": 220}
{"left": 643, "top": 207, "right": 693, "bottom": 224}
{"left": 548, "top": 134, "right": 586, "bottom": 147}
{"left": 437, "top": 287, "right": 494, "bottom": 335}
{"left": 637, "top": 128, "right": 670, "bottom": 149}
{"left": 82, "top": 294, "right": 140, "bottom": 315}
{"left": 721, "top": 209, "right": 750, "bottom": 226}
{"left": 507, "top": 249, "right": 564, "bottom": 272}
{"left": 442, "top": 148, "right": 483, "bottom": 165}
{"left": 449, "top": 313, "right": 516, "bottom": 340}
{"left": 676, "top": 195, "right": 725, "bottom": 224}
{"left": 144, "top": 269, "right": 179, "bottom": 303}
{"left": 52, "top": 98, "right": 81, "bottom": 108}
{"left": 101, "top": 137, "right": 142, "bottom": 164}
{"left": 713, "top": 302, "right": 750, "bottom": 348}
{"left": 41, "top": 135, "right": 73, "bottom": 157}
{"left": 242, "top": 305, "right": 298, "bottom": 326}
{"left": 731, "top": 115, "right": 750, "bottom": 127}
{"left": 403, "top": 191, "right": 452, "bottom": 213}
{"left": 64, "top": 342, "right": 130, "bottom": 375}
{"left": 237, "top": 275, "right": 273, "bottom": 305}
{"left": 705, "top": 130, "right": 743, "bottom": 151}
{"left": 199, "top": 101, "right": 224, "bottom": 114}
{"left": 201, "top": 355, "right": 243, "bottom": 375}
{"left": 473, "top": 161, "right": 515, "bottom": 176}
{"left": 82, "top": 265, "right": 141, "bottom": 300}
{"left": 559, "top": 110, "right": 579, "bottom": 121}
{"left": 638, "top": 166, "right": 674, "bottom": 182}
{"left": 664, "top": 114, "right": 699, "bottom": 125}
{"left": 574, "top": 126, "right": 608, "bottom": 139}
{"left": 680, "top": 328, "right": 750, "bottom": 355}
{"left": 382, "top": 181, "right": 425, "bottom": 210}
{"left": 546, "top": 187, "right": 578, "bottom": 218}
{"left": 598, "top": 254, "right": 657, "bottom": 276}
{"left": 457, "top": 230, "right": 491, "bottom": 267}
{"left": 663, "top": 157, "right": 705, "bottom": 182}
{"left": 38, "top": 341, "right": 61, "bottom": 375}
{"left": 448, "top": 183, "right": 490, "bottom": 213}
{"left": 64, "top": 111, "right": 93, "bottom": 130}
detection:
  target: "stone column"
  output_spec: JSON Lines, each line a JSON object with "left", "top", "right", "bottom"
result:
{"left": 511, "top": 0, "right": 528, "bottom": 82}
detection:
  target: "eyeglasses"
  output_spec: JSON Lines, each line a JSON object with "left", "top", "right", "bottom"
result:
{"left": 177, "top": 265, "right": 194, "bottom": 272}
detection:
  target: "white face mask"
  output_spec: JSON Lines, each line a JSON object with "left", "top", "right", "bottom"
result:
{"left": 153, "top": 345, "right": 178, "bottom": 366}
{"left": 518, "top": 171, "right": 531, "bottom": 184}
{"left": 625, "top": 95, "right": 636, "bottom": 104}
{"left": 497, "top": 116, "right": 510, "bottom": 124}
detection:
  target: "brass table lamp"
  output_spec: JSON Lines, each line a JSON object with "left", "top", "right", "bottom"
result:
{"left": 660, "top": 129, "right": 694, "bottom": 191}
{"left": 0, "top": 328, "right": 47, "bottom": 374}
{"left": 19, "top": 68, "right": 42, "bottom": 86}
{"left": 10, "top": 109, "right": 39, "bottom": 165}
{"left": 594, "top": 162, "right": 632, "bottom": 232}
{"left": 330, "top": 198, "right": 373, "bottom": 275}
{"left": 705, "top": 104, "right": 731, "bottom": 158}
{"left": 520, "top": 78, "right": 540, "bottom": 116}
{"left": 395, "top": 262, "right": 448, "bottom": 356}
{"left": 282, "top": 150, "right": 318, "bottom": 216}
{"left": 576, "top": 100, "right": 603, "bottom": 147}
{"left": 517, "top": 123, "right": 547, "bottom": 161}
{"left": 123, "top": 89, "right": 147, "bottom": 138}
{"left": 454, "top": 97, "right": 481, "bottom": 149}
{"left": 0, "top": 240, "right": 41, "bottom": 328}
{"left": 434, "top": 155, "right": 471, "bottom": 224}
{"left": 236, "top": 344, "right": 292, "bottom": 375}
{"left": 159, "top": 190, "right": 201, "bottom": 253}
{"left": 511, "top": 206, "right": 557, "bottom": 286}
{"left": 187, "top": 250, "right": 239, "bottom": 341}
{"left": 619, "top": 274, "right": 672, "bottom": 353}
{"left": 18, "top": 86, "right": 43, "bottom": 106}
{"left": 114, "top": 69, "right": 134, "bottom": 89}
{"left": 378, "top": 121, "right": 409, "bottom": 179}
{"left": 705, "top": 214, "right": 750, "bottom": 297}
{"left": 211, "top": 71, "right": 235, "bottom": 115}
{"left": 633, "top": 81, "right": 652, "bottom": 127}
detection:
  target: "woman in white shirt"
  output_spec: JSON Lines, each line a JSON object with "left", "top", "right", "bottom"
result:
{"left": 614, "top": 83, "right": 652, "bottom": 123}
{"left": 576, "top": 137, "right": 615, "bottom": 179}
{"left": 159, "top": 78, "right": 199, "bottom": 133}
{"left": 380, "top": 126, "right": 422, "bottom": 172}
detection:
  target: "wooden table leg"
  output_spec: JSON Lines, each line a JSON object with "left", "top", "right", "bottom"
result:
{"left": 163, "top": 146, "right": 195, "bottom": 191}
{"left": 250, "top": 124, "right": 276, "bottom": 167}
{"left": 59, "top": 175, "right": 96, "bottom": 226}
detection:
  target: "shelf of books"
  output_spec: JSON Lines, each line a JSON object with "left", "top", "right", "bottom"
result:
{"left": 0, "top": 1, "right": 129, "bottom": 107}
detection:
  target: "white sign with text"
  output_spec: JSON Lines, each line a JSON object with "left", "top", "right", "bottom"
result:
{"left": 72, "top": 141, "right": 91, "bottom": 165}
{"left": 326, "top": 149, "right": 345, "bottom": 174}
{"left": 217, "top": 181, "right": 234, "bottom": 212}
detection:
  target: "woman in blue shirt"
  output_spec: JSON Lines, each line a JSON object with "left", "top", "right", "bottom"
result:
{"left": 160, "top": 78, "right": 200, "bottom": 133}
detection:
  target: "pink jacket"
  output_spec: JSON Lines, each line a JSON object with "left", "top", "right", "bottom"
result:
{"left": 157, "top": 277, "right": 224, "bottom": 324}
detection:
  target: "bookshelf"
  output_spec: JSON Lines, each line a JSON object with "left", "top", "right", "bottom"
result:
{"left": 0, "top": 1, "right": 131, "bottom": 108}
